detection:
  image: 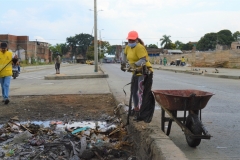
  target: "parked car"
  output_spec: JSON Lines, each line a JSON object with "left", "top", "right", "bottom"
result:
{"left": 86, "top": 60, "right": 94, "bottom": 65}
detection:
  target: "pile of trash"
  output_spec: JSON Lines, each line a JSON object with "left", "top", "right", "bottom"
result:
{"left": 0, "top": 116, "right": 136, "bottom": 160}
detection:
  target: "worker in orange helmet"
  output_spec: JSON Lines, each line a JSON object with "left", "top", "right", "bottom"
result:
{"left": 121, "top": 31, "right": 155, "bottom": 123}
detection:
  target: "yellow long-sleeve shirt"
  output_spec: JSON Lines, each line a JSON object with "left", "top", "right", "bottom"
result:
{"left": 0, "top": 51, "right": 13, "bottom": 77}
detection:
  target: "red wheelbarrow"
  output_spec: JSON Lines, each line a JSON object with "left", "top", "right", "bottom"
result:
{"left": 152, "top": 89, "right": 214, "bottom": 147}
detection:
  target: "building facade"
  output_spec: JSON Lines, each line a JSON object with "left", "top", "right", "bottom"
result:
{"left": 231, "top": 42, "right": 240, "bottom": 49}
{"left": 0, "top": 34, "right": 52, "bottom": 63}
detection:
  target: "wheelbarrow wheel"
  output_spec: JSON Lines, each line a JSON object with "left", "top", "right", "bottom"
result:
{"left": 185, "top": 114, "right": 202, "bottom": 147}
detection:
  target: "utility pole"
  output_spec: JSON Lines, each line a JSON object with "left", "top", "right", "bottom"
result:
{"left": 94, "top": 0, "right": 98, "bottom": 72}
{"left": 35, "top": 39, "right": 37, "bottom": 62}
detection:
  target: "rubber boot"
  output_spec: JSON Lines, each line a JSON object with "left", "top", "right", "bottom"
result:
{"left": 133, "top": 111, "right": 140, "bottom": 121}
{"left": 129, "top": 107, "right": 138, "bottom": 116}
{"left": 131, "top": 107, "right": 140, "bottom": 121}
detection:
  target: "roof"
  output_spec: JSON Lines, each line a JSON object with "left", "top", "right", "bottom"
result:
{"left": 167, "top": 50, "right": 183, "bottom": 53}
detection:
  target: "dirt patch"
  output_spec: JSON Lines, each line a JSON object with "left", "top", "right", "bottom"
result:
{"left": 0, "top": 94, "right": 116, "bottom": 124}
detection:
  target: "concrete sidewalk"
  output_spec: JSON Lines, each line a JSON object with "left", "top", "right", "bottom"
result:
{"left": 20, "top": 64, "right": 108, "bottom": 80}
{"left": 152, "top": 64, "right": 240, "bottom": 79}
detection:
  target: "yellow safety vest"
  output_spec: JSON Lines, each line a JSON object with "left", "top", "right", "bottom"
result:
{"left": 0, "top": 51, "right": 13, "bottom": 77}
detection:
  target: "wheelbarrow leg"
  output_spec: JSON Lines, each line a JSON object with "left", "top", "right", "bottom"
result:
{"left": 166, "top": 120, "right": 172, "bottom": 136}
{"left": 161, "top": 108, "right": 165, "bottom": 132}
{"left": 166, "top": 111, "right": 177, "bottom": 136}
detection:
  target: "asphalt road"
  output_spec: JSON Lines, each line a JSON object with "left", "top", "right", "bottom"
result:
{"left": 102, "top": 63, "right": 240, "bottom": 160}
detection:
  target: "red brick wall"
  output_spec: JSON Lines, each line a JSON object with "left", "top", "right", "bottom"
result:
{"left": 0, "top": 34, "right": 18, "bottom": 51}
{"left": 0, "top": 34, "right": 51, "bottom": 62}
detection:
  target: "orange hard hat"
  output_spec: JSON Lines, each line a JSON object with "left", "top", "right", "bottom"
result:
{"left": 126, "top": 31, "right": 138, "bottom": 40}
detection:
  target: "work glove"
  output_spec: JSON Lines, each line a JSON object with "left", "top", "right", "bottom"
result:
{"left": 129, "top": 63, "right": 137, "bottom": 68}
{"left": 127, "top": 63, "right": 137, "bottom": 72}
{"left": 121, "top": 63, "right": 126, "bottom": 72}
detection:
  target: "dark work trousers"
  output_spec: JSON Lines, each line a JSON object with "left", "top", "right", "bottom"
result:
{"left": 55, "top": 63, "right": 60, "bottom": 73}
{"left": 128, "top": 72, "right": 155, "bottom": 123}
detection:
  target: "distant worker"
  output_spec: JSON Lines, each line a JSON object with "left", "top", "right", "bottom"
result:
{"left": 121, "top": 30, "right": 155, "bottom": 123}
{"left": 181, "top": 56, "right": 186, "bottom": 66}
{"left": 170, "top": 61, "right": 176, "bottom": 66}
{"left": 0, "top": 42, "right": 18, "bottom": 104}
{"left": 160, "top": 58, "right": 162, "bottom": 65}
{"left": 55, "top": 53, "right": 61, "bottom": 74}
{"left": 163, "top": 57, "right": 167, "bottom": 66}
{"left": 15, "top": 50, "right": 21, "bottom": 74}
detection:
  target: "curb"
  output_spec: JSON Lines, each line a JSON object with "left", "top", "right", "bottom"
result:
{"left": 44, "top": 74, "right": 108, "bottom": 80}
{"left": 204, "top": 73, "right": 240, "bottom": 79}
{"left": 99, "top": 65, "right": 107, "bottom": 75}
{"left": 113, "top": 101, "right": 188, "bottom": 160}
{"left": 155, "top": 67, "right": 240, "bottom": 80}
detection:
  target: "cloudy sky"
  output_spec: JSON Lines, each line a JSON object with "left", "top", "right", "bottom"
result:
{"left": 1, "top": 0, "right": 239, "bottom": 47}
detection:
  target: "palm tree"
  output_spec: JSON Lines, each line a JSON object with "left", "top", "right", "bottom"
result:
{"left": 159, "top": 35, "right": 172, "bottom": 48}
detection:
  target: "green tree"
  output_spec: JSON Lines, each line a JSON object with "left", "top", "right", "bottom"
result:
{"left": 159, "top": 35, "right": 172, "bottom": 49}
{"left": 86, "top": 45, "right": 94, "bottom": 60}
{"left": 164, "top": 43, "right": 176, "bottom": 49}
{"left": 49, "top": 43, "right": 68, "bottom": 59}
{"left": 86, "top": 40, "right": 111, "bottom": 60}
{"left": 196, "top": 33, "right": 217, "bottom": 51}
{"left": 66, "top": 33, "right": 94, "bottom": 58}
{"left": 107, "top": 45, "right": 117, "bottom": 55}
{"left": 66, "top": 36, "right": 77, "bottom": 58}
{"left": 59, "top": 43, "right": 69, "bottom": 55}
{"left": 146, "top": 44, "right": 158, "bottom": 48}
{"left": 175, "top": 40, "right": 183, "bottom": 49}
{"left": 233, "top": 31, "right": 240, "bottom": 41}
{"left": 49, "top": 45, "right": 58, "bottom": 55}
{"left": 196, "top": 29, "right": 235, "bottom": 51}
{"left": 217, "top": 29, "right": 234, "bottom": 46}
{"left": 99, "top": 40, "right": 110, "bottom": 59}
{"left": 181, "top": 43, "right": 194, "bottom": 50}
